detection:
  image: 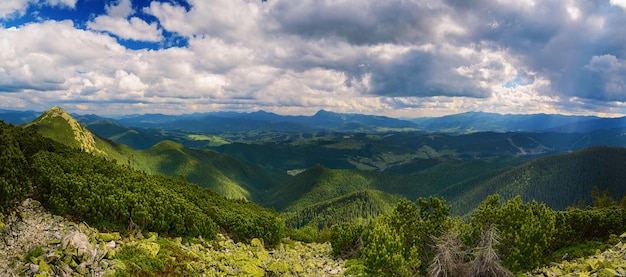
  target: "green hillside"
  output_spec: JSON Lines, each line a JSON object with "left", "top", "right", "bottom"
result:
{"left": 82, "top": 119, "right": 165, "bottom": 150}
{"left": 141, "top": 140, "right": 287, "bottom": 201}
{"left": 268, "top": 165, "right": 409, "bottom": 211}
{"left": 0, "top": 120, "right": 284, "bottom": 245}
{"left": 442, "top": 146, "right": 626, "bottom": 215}
{"left": 24, "top": 106, "right": 106, "bottom": 156}
{"left": 283, "top": 189, "right": 402, "bottom": 229}
{"left": 268, "top": 156, "right": 526, "bottom": 214}
{"left": 24, "top": 107, "right": 289, "bottom": 202}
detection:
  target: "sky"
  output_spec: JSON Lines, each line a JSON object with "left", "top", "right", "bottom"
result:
{"left": 1, "top": 0, "right": 626, "bottom": 117}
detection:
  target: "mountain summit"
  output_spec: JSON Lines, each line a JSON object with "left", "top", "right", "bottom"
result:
{"left": 26, "top": 106, "right": 103, "bottom": 155}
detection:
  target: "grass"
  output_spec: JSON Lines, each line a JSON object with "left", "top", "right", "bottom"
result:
{"left": 23, "top": 246, "right": 45, "bottom": 263}
{"left": 115, "top": 236, "right": 200, "bottom": 277}
{"left": 187, "top": 134, "right": 230, "bottom": 146}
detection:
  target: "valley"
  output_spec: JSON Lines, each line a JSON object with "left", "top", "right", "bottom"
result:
{"left": 3, "top": 106, "right": 626, "bottom": 276}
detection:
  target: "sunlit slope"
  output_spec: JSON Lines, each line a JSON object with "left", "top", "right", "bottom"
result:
{"left": 141, "top": 140, "right": 288, "bottom": 201}
{"left": 23, "top": 106, "right": 133, "bottom": 163}
{"left": 24, "top": 106, "right": 104, "bottom": 155}
{"left": 25, "top": 107, "right": 289, "bottom": 201}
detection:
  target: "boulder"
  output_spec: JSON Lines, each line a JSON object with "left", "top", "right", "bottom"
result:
{"left": 61, "top": 232, "right": 93, "bottom": 259}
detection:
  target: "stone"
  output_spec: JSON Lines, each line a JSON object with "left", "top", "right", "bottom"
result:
{"left": 29, "top": 263, "right": 40, "bottom": 273}
{"left": 62, "top": 231, "right": 93, "bottom": 258}
{"left": 106, "top": 240, "right": 116, "bottom": 249}
{"left": 77, "top": 262, "right": 88, "bottom": 275}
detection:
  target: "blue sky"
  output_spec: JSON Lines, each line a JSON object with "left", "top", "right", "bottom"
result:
{"left": 1, "top": 0, "right": 626, "bottom": 117}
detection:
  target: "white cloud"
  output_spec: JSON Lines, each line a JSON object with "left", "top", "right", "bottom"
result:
{"left": 145, "top": 0, "right": 263, "bottom": 41}
{"left": 44, "top": 0, "right": 77, "bottom": 8}
{"left": 0, "top": 21, "right": 124, "bottom": 93}
{"left": 0, "top": 0, "right": 31, "bottom": 19}
{"left": 116, "top": 70, "right": 147, "bottom": 94}
{"left": 610, "top": 0, "right": 626, "bottom": 10}
{"left": 106, "top": 0, "right": 133, "bottom": 18}
{"left": 88, "top": 16, "right": 163, "bottom": 42}
{"left": 3, "top": 0, "right": 626, "bottom": 117}
{"left": 87, "top": 0, "right": 162, "bottom": 42}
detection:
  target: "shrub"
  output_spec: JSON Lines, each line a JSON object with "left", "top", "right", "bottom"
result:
{"left": 329, "top": 223, "right": 364, "bottom": 258}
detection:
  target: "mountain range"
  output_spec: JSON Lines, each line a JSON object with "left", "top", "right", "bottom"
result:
{"left": 4, "top": 106, "right": 626, "bottom": 227}
{"left": 4, "top": 108, "right": 626, "bottom": 134}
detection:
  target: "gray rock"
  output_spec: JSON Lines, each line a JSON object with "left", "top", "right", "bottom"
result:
{"left": 106, "top": 240, "right": 116, "bottom": 249}
{"left": 62, "top": 231, "right": 93, "bottom": 258}
{"left": 29, "top": 263, "right": 40, "bottom": 273}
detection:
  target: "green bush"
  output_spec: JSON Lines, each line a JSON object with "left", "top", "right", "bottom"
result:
{"left": 115, "top": 236, "right": 200, "bottom": 277}
{"left": 469, "top": 195, "right": 557, "bottom": 272}
{"left": 329, "top": 223, "right": 364, "bottom": 258}
{"left": 0, "top": 124, "right": 29, "bottom": 211}
{"left": 31, "top": 151, "right": 218, "bottom": 239}
{"left": 361, "top": 216, "right": 420, "bottom": 276}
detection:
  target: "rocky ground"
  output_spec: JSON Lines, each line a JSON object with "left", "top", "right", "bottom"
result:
{"left": 0, "top": 198, "right": 122, "bottom": 276}
{"left": 0, "top": 199, "right": 345, "bottom": 276}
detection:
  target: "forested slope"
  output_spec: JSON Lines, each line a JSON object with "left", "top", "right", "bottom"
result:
{"left": 0, "top": 120, "right": 285, "bottom": 245}
{"left": 268, "top": 156, "right": 526, "bottom": 215}
{"left": 442, "top": 146, "right": 626, "bottom": 214}
{"left": 283, "top": 189, "right": 402, "bottom": 229}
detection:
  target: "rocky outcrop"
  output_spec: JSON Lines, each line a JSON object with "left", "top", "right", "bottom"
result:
{"left": 0, "top": 198, "right": 346, "bottom": 276}
{"left": 31, "top": 106, "right": 104, "bottom": 155}
{"left": 0, "top": 198, "right": 123, "bottom": 276}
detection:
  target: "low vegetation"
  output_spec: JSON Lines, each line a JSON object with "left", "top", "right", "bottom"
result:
{"left": 328, "top": 193, "right": 626, "bottom": 276}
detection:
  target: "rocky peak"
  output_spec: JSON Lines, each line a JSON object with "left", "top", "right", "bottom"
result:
{"left": 32, "top": 106, "right": 103, "bottom": 155}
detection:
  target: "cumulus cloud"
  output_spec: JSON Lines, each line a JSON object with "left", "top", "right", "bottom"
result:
{"left": 0, "top": 0, "right": 31, "bottom": 19}
{"left": 0, "top": 0, "right": 77, "bottom": 18}
{"left": 88, "top": 16, "right": 163, "bottom": 42}
{"left": 268, "top": 0, "right": 451, "bottom": 45}
{"left": 0, "top": 20, "right": 124, "bottom": 93}
{"left": 44, "top": 0, "right": 77, "bottom": 8}
{"left": 610, "top": 0, "right": 626, "bottom": 10}
{"left": 2, "top": 0, "right": 626, "bottom": 117}
{"left": 145, "top": 0, "right": 263, "bottom": 41}
{"left": 580, "top": 55, "right": 626, "bottom": 101}
{"left": 88, "top": 0, "right": 163, "bottom": 42}
{"left": 105, "top": 0, "right": 133, "bottom": 18}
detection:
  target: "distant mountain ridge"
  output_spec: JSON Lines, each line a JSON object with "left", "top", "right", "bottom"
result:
{"left": 113, "top": 109, "right": 419, "bottom": 133}
{"left": 410, "top": 111, "right": 626, "bottom": 133}
{"left": 3, "top": 108, "right": 626, "bottom": 134}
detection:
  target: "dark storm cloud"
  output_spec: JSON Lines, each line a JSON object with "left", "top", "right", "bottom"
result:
{"left": 442, "top": 0, "right": 626, "bottom": 102}
{"left": 269, "top": 0, "right": 626, "bottom": 103}
{"left": 365, "top": 49, "right": 491, "bottom": 98}
{"left": 269, "top": 0, "right": 445, "bottom": 45}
